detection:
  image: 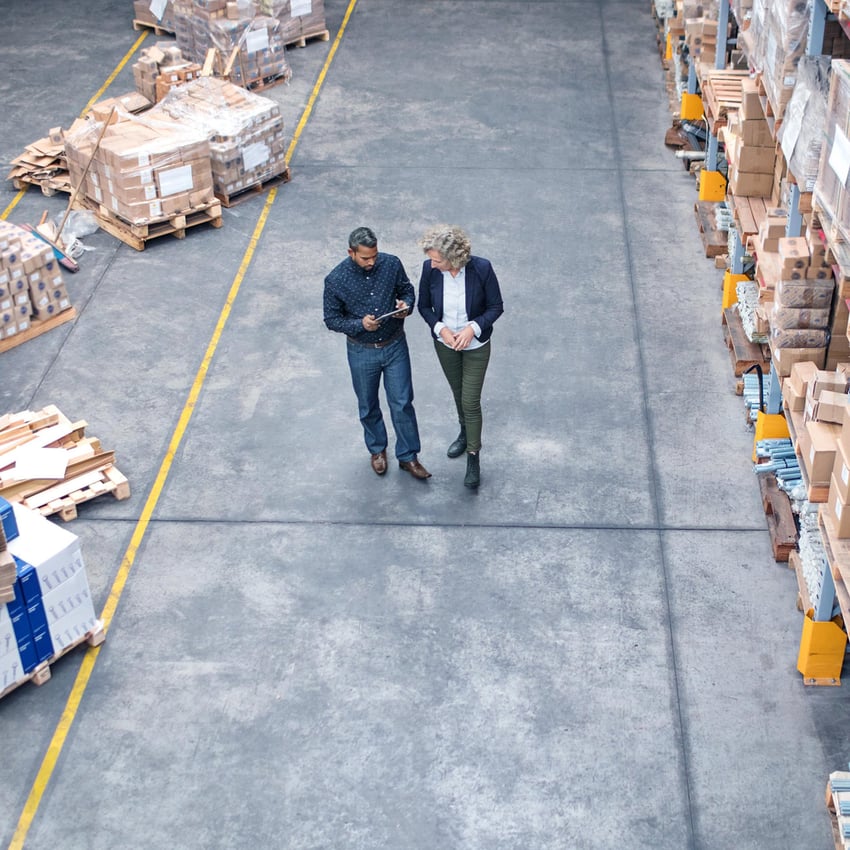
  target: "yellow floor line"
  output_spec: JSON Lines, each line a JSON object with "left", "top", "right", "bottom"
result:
{"left": 7, "top": 4, "right": 358, "bottom": 848}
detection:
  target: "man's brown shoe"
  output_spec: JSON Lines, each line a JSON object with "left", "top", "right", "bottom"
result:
{"left": 399, "top": 457, "right": 431, "bottom": 479}
{"left": 371, "top": 450, "right": 387, "bottom": 475}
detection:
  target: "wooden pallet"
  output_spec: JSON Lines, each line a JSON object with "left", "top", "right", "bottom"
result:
{"left": 0, "top": 405, "right": 130, "bottom": 520}
{"left": 243, "top": 72, "right": 291, "bottom": 94}
{"left": 286, "top": 27, "right": 330, "bottom": 48}
{"left": 72, "top": 196, "right": 222, "bottom": 251}
{"left": 757, "top": 472, "right": 797, "bottom": 562}
{"left": 22, "top": 464, "right": 130, "bottom": 521}
{"left": 0, "top": 308, "right": 77, "bottom": 355}
{"left": 12, "top": 172, "right": 70, "bottom": 197}
{"left": 132, "top": 18, "right": 174, "bottom": 36}
{"left": 700, "top": 68, "right": 748, "bottom": 132}
{"left": 0, "top": 620, "right": 104, "bottom": 702}
{"left": 215, "top": 166, "right": 291, "bottom": 208}
{"left": 722, "top": 305, "right": 771, "bottom": 376}
{"left": 694, "top": 200, "right": 728, "bottom": 258}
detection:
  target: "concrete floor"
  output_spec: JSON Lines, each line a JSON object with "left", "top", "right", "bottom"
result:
{"left": 1, "top": 1, "right": 848, "bottom": 848}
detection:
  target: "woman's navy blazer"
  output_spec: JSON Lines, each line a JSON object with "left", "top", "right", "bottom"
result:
{"left": 417, "top": 256, "right": 504, "bottom": 343}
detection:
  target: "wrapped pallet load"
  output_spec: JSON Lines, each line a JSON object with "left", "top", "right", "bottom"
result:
{"left": 64, "top": 109, "right": 215, "bottom": 227}
{"left": 151, "top": 76, "right": 288, "bottom": 203}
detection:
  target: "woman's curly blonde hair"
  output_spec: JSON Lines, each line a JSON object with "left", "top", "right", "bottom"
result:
{"left": 419, "top": 225, "right": 471, "bottom": 270}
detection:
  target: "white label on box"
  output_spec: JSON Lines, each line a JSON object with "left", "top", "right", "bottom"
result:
{"left": 149, "top": 200, "right": 162, "bottom": 218}
{"left": 0, "top": 299, "right": 9, "bottom": 311}
{"left": 158, "top": 164, "right": 193, "bottom": 197}
{"left": 843, "top": 463, "right": 849, "bottom": 487}
{"left": 149, "top": 0, "right": 167, "bottom": 20}
{"left": 291, "top": 0, "right": 312, "bottom": 14}
{"left": 145, "top": 185, "right": 157, "bottom": 201}
{"left": 140, "top": 167, "right": 153, "bottom": 185}
{"left": 242, "top": 141, "right": 270, "bottom": 171}
{"left": 246, "top": 27, "right": 270, "bottom": 54}
{"left": 829, "top": 124, "right": 850, "bottom": 188}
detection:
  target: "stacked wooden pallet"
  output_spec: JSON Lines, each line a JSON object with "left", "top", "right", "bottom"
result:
{"left": 0, "top": 405, "right": 129, "bottom": 521}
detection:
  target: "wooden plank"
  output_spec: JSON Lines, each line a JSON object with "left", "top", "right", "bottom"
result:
{"left": 22, "top": 470, "right": 105, "bottom": 509}
{"left": 0, "top": 450, "right": 115, "bottom": 502}
{"left": 757, "top": 473, "right": 797, "bottom": 561}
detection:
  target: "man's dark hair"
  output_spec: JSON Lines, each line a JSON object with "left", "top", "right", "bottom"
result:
{"left": 349, "top": 226, "right": 377, "bottom": 250}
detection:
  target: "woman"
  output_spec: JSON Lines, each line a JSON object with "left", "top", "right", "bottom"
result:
{"left": 417, "top": 225, "right": 504, "bottom": 489}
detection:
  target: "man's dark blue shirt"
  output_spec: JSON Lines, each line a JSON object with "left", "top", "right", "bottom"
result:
{"left": 323, "top": 252, "right": 415, "bottom": 344}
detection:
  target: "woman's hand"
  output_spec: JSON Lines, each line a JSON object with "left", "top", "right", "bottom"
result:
{"left": 438, "top": 327, "right": 455, "bottom": 346}
{"left": 451, "top": 325, "right": 476, "bottom": 350}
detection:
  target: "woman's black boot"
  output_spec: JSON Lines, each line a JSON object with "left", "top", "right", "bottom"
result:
{"left": 447, "top": 425, "right": 467, "bottom": 458}
{"left": 464, "top": 451, "right": 480, "bottom": 489}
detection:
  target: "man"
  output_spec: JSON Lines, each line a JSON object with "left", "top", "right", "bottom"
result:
{"left": 323, "top": 226, "right": 431, "bottom": 479}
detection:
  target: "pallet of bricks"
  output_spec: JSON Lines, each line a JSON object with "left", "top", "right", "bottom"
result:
{"left": 0, "top": 405, "right": 130, "bottom": 522}
{"left": 64, "top": 105, "right": 222, "bottom": 251}
{"left": 0, "top": 220, "right": 75, "bottom": 353}
{"left": 0, "top": 497, "right": 104, "bottom": 700}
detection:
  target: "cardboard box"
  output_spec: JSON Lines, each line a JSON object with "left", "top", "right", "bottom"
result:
{"left": 729, "top": 168, "right": 774, "bottom": 197}
{"left": 832, "top": 439, "right": 850, "bottom": 504}
{"left": 808, "top": 370, "right": 849, "bottom": 401}
{"left": 812, "top": 389, "right": 850, "bottom": 425}
{"left": 806, "top": 419, "right": 841, "bottom": 484}
{"left": 740, "top": 77, "right": 764, "bottom": 120}
{"left": 826, "top": 473, "right": 850, "bottom": 536}
{"left": 789, "top": 359, "right": 821, "bottom": 398}
{"left": 783, "top": 380, "right": 806, "bottom": 412}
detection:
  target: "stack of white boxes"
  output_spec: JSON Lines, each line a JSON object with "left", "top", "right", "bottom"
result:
{"left": 0, "top": 498, "right": 98, "bottom": 694}
{"left": 0, "top": 221, "right": 71, "bottom": 340}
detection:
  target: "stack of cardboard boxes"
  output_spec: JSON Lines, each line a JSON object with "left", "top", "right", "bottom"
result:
{"left": 0, "top": 221, "right": 71, "bottom": 341}
{"left": 64, "top": 111, "right": 215, "bottom": 227}
{"left": 151, "top": 77, "right": 287, "bottom": 201}
{"left": 770, "top": 234, "right": 835, "bottom": 375}
{"left": 171, "top": 0, "right": 294, "bottom": 89}
{"left": 724, "top": 77, "right": 776, "bottom": 198}
{"left": 132, "top": 41, "right": 202, "bottom": 104}
{"left": 784, "top": 365, "right": 849, "bottom": 497}
{"left": 0, "top": 498, "right": 99, "bottom": 695}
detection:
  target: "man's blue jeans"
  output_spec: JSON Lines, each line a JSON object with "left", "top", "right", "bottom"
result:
{"left": 346, "top": 334, "right": 422, "bottom": 462}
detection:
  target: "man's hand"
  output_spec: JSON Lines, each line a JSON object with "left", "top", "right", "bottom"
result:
{"left": 362, "top": 314, "right": 380, "bottom": 331}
